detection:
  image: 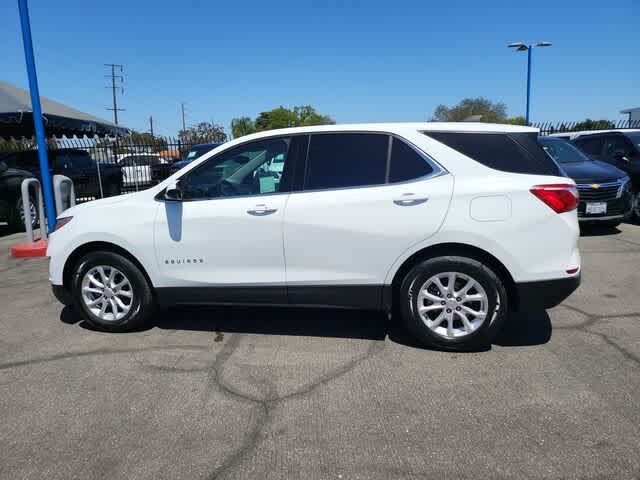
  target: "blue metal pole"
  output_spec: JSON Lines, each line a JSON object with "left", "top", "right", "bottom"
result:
{"left": 525, "top": 46, "right": 532, "bottom": 125}
{"left": 17, "top": 0, "right": 57, "bottom": 234}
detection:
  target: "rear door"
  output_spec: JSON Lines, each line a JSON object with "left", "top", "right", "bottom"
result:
{"left": 282, "top": 132, "right": 453, "bottom": 308}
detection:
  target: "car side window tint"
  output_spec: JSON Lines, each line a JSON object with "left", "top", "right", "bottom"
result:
{"left": 575, "top": 137, "right": 604, "bottom": 158}
{"left": 424, "top": 132, "right": 561, "bottom": 176}
{"left": 69, "top": 152, "right": 92, "bottom": 169}
{"left": 304, "top": 133, "right": 388, "bottom": 190}
{"left": 389, "top": 138, "right": 433, "bottom": 182}
{"left": 603, "top": 136, "right": 633, "bottom": 160}
{"left": 181, "top": 137, "right": 291, "bottom": 200}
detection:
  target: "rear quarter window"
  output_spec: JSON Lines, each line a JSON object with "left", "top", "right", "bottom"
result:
{"left": 424, "top": 131, "right": 562, "bottom": 176}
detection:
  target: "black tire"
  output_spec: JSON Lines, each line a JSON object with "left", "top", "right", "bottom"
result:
{"left": 400, "top": 256, "right": 508, "bottom": 351}
{"left": 8, "top": 194, "right": 38, "bottom": 231}
{"left": 71, "top": 251, "right": 155, "bottom": 332}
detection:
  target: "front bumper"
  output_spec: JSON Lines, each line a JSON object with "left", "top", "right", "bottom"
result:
{"left": 515, "top": 274, "right": 581, "bottom": 310}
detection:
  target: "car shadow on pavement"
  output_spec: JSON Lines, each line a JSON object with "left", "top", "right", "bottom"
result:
{"left": 61, "top": 304, "right": 552, "bottom": 352}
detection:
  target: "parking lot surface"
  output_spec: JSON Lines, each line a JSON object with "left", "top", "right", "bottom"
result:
{"left": 1, "top": 225, "right": 639, "bottom": 480}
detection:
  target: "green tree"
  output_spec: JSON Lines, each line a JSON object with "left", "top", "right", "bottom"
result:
{"left": 432, "top": 98, "right": 508, "bottom": 123}
{"left": 120, "top": 130, "right": 167, "bottom": 150}
{"left": 231, "top": 105, "right": 334, "bottom": 138}
{"left": 231, "top": 117, "right": 257, "bottom": 139}
{"left": 179, "top": 121, "right": 227, "bottom": 144}
{"left": 505, "top": 116, "right": 526, "bottom": 125}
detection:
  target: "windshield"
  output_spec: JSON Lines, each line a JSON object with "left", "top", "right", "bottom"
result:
{"left": 538, "top": 137, "right": 593, "bottom": 164}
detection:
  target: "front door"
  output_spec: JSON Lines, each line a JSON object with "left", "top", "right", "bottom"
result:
{"left": 154, "top": 136, "right": 295, "bottom": 304}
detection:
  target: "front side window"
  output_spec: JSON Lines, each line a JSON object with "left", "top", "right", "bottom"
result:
{"left": 603, "top": 136, "right": 633, "bottom": 160}
{"left": 181, "top": 137, "right": 291, "bottom": 200}
{"left": 574, "top": 137, "right": 605, "bottom": 157}
{"left": 68, "top": 152, "right": 93, "bottom": 169}
{"left": 304, "top": 133, "right": 388, "bottom": 190}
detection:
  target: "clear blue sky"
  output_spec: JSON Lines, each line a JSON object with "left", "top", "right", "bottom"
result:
{"left": 1, "top": 0, "right": 638, "bottom": 137}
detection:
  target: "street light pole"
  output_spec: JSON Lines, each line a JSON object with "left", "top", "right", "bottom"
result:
{"left": 17, "top": 0, "right": 57, "bottom": 233}
{"left": 508, "top": 41, "right": 551, "bottom": 125}
{"left": 526, "top": 46, "right": 532, "bottom": 125}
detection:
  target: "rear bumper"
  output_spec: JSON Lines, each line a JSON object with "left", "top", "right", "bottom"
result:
{"left": 515, "top": 274, "right": 581, "bottom": 310}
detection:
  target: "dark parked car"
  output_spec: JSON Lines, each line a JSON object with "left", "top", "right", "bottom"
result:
{"left": 570, "top": 130, "right": 640, "bottom": 219}
{"left": 0, "top": 159, "right": 37, "bottom": 229}
{"left": 168, "top": 143, "right": 223, "bottom": 175}
{"left": 0, "top": 149, "right": 123, "bottom": 199}
{"left": 539, "top": 136, "right": 632, "bottom": 227}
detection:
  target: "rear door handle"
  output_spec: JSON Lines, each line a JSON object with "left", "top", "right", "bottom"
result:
{"left": 393, "top": 193, "right": 428, "bottom": 206}
{"left": 247, "top": 204, "right": 278, "bottom": 216}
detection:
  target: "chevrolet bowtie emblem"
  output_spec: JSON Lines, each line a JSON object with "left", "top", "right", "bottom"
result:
{"left": 591, "top": 184, "right": 601, "bottom": 189}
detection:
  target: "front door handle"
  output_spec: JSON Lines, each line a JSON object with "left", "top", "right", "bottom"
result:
{"left": 247, "top": 204, "right": 278, "bottom": 216}
{"left": 393, "top": 193, "right": 428, "bottom": 206}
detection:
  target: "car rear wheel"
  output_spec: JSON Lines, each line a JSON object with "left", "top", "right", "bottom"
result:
{"left": 71, "top": 251, "right": 154, "bottom": 332}
{"left": 400, "top": 256, "right": 508, "bottom": 351}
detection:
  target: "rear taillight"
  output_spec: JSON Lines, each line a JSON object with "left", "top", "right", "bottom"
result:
{"left": 530, "top": 184, "right": 579, "bottom": 214}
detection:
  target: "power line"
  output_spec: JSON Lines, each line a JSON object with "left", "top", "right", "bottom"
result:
{"left": 104, "top": 63, "right": 125, "bottom": 125}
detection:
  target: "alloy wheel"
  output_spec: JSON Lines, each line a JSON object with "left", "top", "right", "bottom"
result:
{"left": 81, "top": 265, "right": 134, "bottom": 322}
{"left": 416, "top": 271, "right": 489, "bottom": 339}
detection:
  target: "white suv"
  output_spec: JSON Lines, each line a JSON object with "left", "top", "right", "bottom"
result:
{"left": 48, "top": 123, "right": 581, "bottom": 350}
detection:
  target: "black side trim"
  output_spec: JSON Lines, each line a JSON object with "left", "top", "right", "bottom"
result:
{"left": 515, "top": 274, "right": 581, "bottom": 310}
{"left": 154, "top": 285, "right": 385, "bottom": 310}
{"left": 287, "top": 285, "right": 383, "bottom": 310}
{"left": 156, "top": 286, "right": 287, "bottom": 308}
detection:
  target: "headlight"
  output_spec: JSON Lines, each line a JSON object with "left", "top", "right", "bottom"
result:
{"left": 54, "top": 216, "right": 73, "bottom": 231}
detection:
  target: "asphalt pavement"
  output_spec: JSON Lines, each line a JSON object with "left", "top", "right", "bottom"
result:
{"left": 1, "top": 224, "right": 639, "bottom": 479}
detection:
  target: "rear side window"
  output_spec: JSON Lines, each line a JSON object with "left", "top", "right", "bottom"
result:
{"left": 424, "top": 131, "right": 561, "bottom": 176}
{"left": 389, "top": 138, "right": 433, "bottom": 182}
{"left": 305, "top": 133, "right": 388, "bottom": 190}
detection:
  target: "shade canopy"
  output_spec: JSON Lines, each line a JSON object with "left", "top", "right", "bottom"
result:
{"left": 0, "top": 80, "right": 130, "bottom": 139}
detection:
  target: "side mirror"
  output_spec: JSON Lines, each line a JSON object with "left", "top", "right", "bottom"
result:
{"left": 612, "top": 150, "right": 631, "bottom": 162}
{"left": 164, "top": 181, "right": 183, "bottom": 201}
{"left": 0, "top": 161, "right": 7, "bottom": 173}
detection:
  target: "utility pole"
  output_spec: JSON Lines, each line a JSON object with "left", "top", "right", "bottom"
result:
{"left": 104, "top": 63, "right": 125, "bottom": 125}
{"left": 181, "top": 102, "right": 187, "bottom": 132}
{"left": 149, "top": 115, "right": 154, "bottom": 136}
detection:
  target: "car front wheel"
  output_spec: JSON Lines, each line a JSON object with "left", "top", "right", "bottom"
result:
{"left": 400, "top": 256, "right": 508, "bottom": 351}
{"left": 71, "top": 251, "right": 154, "bottom": 332}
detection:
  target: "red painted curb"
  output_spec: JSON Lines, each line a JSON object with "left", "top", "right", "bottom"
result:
{"left": 11, "top": 238, "right": 48, "bottom": 258}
